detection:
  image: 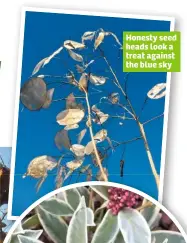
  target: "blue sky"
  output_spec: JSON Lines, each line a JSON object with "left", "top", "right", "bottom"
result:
{"left": 11, "top": 11, "right": 171, "bottom": 216}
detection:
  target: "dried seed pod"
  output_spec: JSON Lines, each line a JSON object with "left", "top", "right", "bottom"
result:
{"left": 104, "top": 31, "right": 122, "bottom": 47}
{"left": 108, "top": 92, "right": 119, "bottom": 104}
{"left": 42, "top": 88, "right": 55, "bottom": 109}
{"left": 66, "top": 159, "right": 83, "bottom": 170}
{"left": 76, "top": 64, "right": 85, "bottom": 73}
{"left": 79, "top": 73, "right": 88, "bottom": 92}
{"left": 66, "top": 93, "right": 78, "bottom": 109}
{"left": 147, "top": 83, "right": 166, "bottom": 99}
{"left": 94, "top": 32, "right": 105, "bottom": 49}
{"left": 94, "top": 129, "right": 108, "bottom": 142}
{"left": 89, "top": 74, "right": 106, "bottom": 85}
{"left": 85, "top": 141, "right": 97, "bottom": 155}
{"left": 64, "top": 40, "right": 85, "bottom": 50}
{"left": 55, "top": 129, "right": 71, "bottom": 150}
{"left": 92, "top": 105, "right": 109, "bottom": 124}
{"left": 82, "top": 31, "right": 95, "bottom": 43}
{"left": 56, "top": 109, "right": 85, "bottom": 126}
{"left": 23, "top": 156, "right": 57, "bottom": 179}
{"left": 32, "top": 46, "right": 63, "bottom": 75}
{"left": 70, "top": 144, "right": 85, "bottom": 158}
{"left": 68, "top": 50, "right": 83, "bottom": 62}
{"left": 20, "top": 77, "right": 47, "bottom": 110}
{"left": 77, "top": 129, "right": 87, "bottom": 144}
{"left": 64, "top": 124, "right": 79, "bottom": 131}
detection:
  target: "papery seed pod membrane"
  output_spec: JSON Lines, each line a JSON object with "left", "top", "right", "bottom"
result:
{"left": 82, "top": 31, "right": 95, "bottom": 43}
{"left": 92, "top": 105, "right": 109, "bottom": 124}
{"left": 64, "top": 40, "right": 85, "bottom": 50}
{"left": 56, "top": 109, "right": 85, "bottom": 125}
{"left": 32, "top": 46, "right": 63, "bottom": 75}
{"left": 20, "top": 77, "right": 47, "bottom": 110}
{"left": 104, "top": 31, "right": 122, "bottom": 47}
{"left": 64, "top": 124, "right": 79, "bottom": 131}
{"left": 42, "top": 88, "right": 55, "bottom": 109}
{"left": 147, "top": 83, "right": 166, "bottom": 99}
{"left": 85, "top": 141, "right": 97, "bottom": 155}
{"left": 89, "top": 74, "right": 107, "bottom": 85}
{"left": 94, "top": 129, "right": 108, "bottom": 142}
{"left": 54, "top": 129, "right": 71, "bottom": 150}
{"left": 66, "top": 159, "right": 83, "bottom": 170}
{"left": 66, "top": 93, "right": 76, "bottom": 109}
{"left": 68, "top": 50, "right": 83, "bottom": 62}
{"left": 77, "top": 128, "right": 87, "bottom": 144}
{"left": 66, "top": 74, "right": 78, "bottom": 87}
{"left": 94, "top": 32, "right": 105, "bottom": 49}
{"left": 79, "top": 73, "right": 88, "bottom": 92}
{"left": 93, "top": 113, "right": 109, "bottom": 125}
{"left": 76, "top": 64, "right": 85, "bottom": 73}
{"left": 70, "top": 144, "right": 85, "bottom": 157}
{"left": 108, "top": 92, "right": 120, "bottom": 104}
{"left": 23, "top": 156, "right": 57, "bottom": 179}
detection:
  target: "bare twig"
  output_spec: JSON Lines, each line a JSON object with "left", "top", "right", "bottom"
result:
{"left": 52, "top": 96, "right": 85, "bottom": 102}
{"left": 117, "top": 103, "right": 135, "bottom": 118}
{"left": 101, "top": 50, "right": 160, "bottom": 188}
{"left": 143, "top": 113, "right": 164, "bottom": 125}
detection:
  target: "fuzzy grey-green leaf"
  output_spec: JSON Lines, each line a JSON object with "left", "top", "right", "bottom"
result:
{"left": 18, "top": 235, "right": 44, "bottom": 243}
{"left": 151, "top": 231, "right": 186, "bottom": 243}
{"left": 22, "top": 215, "right": 40, "bottom": 229}
{"left": 77, "top": 186, "right": 90, "bottom": 206}
{"left": 141, "top": 204, "right": 161, "bottom": 229}
{"left": 66, "top": 197, "right": 87, "bottom": 243}
{"left": 11, "top": 230, "right": 43, "bottom": 243}
{"left": 118, "top": 208, "right": 151, "bottom": 243}
{"left": 64, "top": 188, "right": 81, "bottom": 210}
{"left": 86, "top": 208, "right": 95, "bottom": 226}
{"left": 90, "top": 185, "right": 109, "bottom": 200}
{"left": 37, "top": 206, "right": 67, "bottom": 243}
{"left": 40, "top": 197, "right": 74, "bottom": 215}
{"left": 91, "top": 210, "right": 119, "bottom": 243}
{"left": 113, "top": 231, "right": 125, "bottom": 243}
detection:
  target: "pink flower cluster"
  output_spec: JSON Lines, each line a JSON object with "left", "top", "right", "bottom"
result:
{"left": 107, "top": 187, "right": 142, "bottom": 215}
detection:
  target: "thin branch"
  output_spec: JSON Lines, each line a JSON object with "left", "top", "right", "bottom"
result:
{"left": 143, "top": 113, "right": 164, "bottom": 125}
{"left": 101, "top": 49, "right": 160, "bottom": 189}
{"left": 117, "top": 103, "right": 136, "bottom": 118}
{"left": 52, "top": 96, "right": 85, "bottom": 103}
{"left": 137, "top": 96, "right": 149, "bottom": 119}
{"left": 46, "top": 80, "right": 70, "bottom": 85}
{"left": 105, "top": 136, "right": 142, "bottom": 152}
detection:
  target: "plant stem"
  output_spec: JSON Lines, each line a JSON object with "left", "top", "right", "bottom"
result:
{"left": 102, "top": 53, "right": 159, "bottom": 188}
{"left": 138, "top": 122, "right": 160, "bottom": 188}
{"left": 74, "top": 79, "right": 108, "bottom": 182}
{"left": 143, "top": 113, "right": 164, "bottom": 125}
{"left": 85, "top": 93, "right": 108, "bottom": 182}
